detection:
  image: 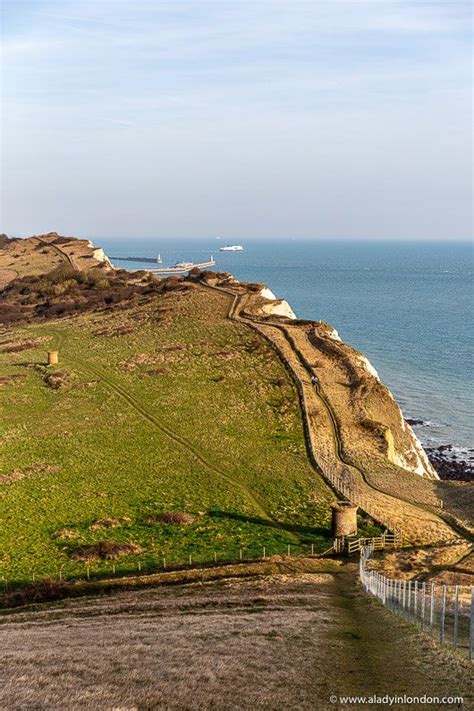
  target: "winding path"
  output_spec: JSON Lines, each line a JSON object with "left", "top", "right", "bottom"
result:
{"left": 203, "top": 281, "right": 460, "bottom": 544}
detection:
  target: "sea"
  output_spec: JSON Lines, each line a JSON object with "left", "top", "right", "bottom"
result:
{"left": 98, "top": 238, "right": 473, "bottom": 457}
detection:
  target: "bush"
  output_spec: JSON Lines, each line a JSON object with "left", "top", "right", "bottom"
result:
{"left": 43, "top": 370, "right": 68, "bottom": 389}
{"left": 0, "top": 263, "right": 198, "bottom": 325}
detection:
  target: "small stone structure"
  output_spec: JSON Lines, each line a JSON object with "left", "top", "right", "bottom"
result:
{"left": 47, "top": 350, "right": 59, "bottom": 366}
{"left": 331, "top": 501, "right": 358, "bottom": 537}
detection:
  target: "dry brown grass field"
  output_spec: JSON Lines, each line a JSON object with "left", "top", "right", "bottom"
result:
{"left": 368, "top": 542, "right": 474, "bottom": 586}
{"left": 1, "top": 564, "right": 472, "bottom": 711}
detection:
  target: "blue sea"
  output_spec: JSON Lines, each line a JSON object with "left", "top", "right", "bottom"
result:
{"left": 98, "top": 238, "right": 473, "bottom": 455}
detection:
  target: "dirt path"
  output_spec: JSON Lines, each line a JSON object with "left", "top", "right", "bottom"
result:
{"left": 0, "top": 569, "right": 470, "bottom": 710}
{"left": 206, "top": 283, "right": 458, "bottom": 544}
{"left": 34, "top": 236, "right": 77, "bottom": 270}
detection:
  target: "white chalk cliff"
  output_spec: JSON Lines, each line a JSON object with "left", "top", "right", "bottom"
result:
{"left": 259, "top": 287, "right": 297, "bottom": 320}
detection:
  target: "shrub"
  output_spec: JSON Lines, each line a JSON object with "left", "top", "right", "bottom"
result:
{"left": 0, "top": 373, "right": 26, "bottom": 385}
{"left": 0, "top": 304, "right": 25, "bottom": 324}
{"left": 44, "top": 370, "right": 68, "bottom": 389}
{"left": 46, "top": 264, "right": 79, "bottom": 284}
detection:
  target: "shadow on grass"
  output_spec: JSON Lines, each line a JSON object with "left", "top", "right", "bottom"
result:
{"left": 208, "top": 509, "right": 330, "bottom": 541}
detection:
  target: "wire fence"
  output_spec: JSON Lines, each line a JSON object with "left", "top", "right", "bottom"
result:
{"left": 0, "top": 531, "right": 402, "bottom": 595}
{"left": 360, "top": 544, "right": 474, "bottom": 661}
{"left": 0, "top": 541, "right": 332, "bottom": 594}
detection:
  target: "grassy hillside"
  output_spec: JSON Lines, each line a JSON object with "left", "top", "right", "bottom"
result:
{"left": 1, "top": 280, "right": 348, "bottom": 583}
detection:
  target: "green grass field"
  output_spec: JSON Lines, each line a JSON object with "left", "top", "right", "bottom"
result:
{"left": 0, "top": 283, "right": 377, "bottom": 583}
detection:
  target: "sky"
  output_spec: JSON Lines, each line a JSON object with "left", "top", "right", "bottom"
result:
{"left": 0, "top": 0, "right": 472, "bottom": 240}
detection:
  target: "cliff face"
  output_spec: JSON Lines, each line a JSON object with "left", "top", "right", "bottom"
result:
{"left": 308, "top": 321, "right": 438, "bottom": 479}
{"left": 259, "top": 287, "right": 297, "bottom": 320}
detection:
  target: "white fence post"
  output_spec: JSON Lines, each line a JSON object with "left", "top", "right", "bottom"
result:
{"left": 440, "top": 585, "right": 447, "bottom": 645}
{"left": 421, "top": 582, "right": 426, "bottom": 631}
{"left": 453, "top": 585, "right": 459, "bottom": 649}
{"left": 429, "top": 584, "right": 435, "bottom": 636}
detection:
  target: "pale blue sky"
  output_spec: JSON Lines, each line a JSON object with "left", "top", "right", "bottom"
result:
{"left": 1, "top": 0, "right": 472, "bottom": 240}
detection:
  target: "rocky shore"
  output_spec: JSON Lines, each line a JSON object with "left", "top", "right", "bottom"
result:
{"left": 426, "top": 446, "right": 474, "bottom": 482}
{"left": 405, "top": 419, "right": 474, "bottom": 482}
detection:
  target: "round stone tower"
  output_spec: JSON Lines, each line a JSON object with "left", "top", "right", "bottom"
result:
{"left": 331, "top": 501, "right": 358, "bottom": 537}
{"left": 47, "top": 350, "right": 59, "bottom": 366}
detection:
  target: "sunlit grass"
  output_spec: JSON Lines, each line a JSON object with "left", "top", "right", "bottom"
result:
{"left": 0, "top": 285, "right": 341, "bottom": 582}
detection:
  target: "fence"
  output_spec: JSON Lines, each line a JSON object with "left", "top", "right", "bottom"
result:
{"left": 360, "top": 544, "right": 474, "bottom": 661}
{"left": 1, "top": 533, "right": 394, "bottom": 597}
{"left": 0, "top": 540, "right": 333, "bottom": 595}
{"left": 335, "top": 531, "right": 401, "bottom": 556}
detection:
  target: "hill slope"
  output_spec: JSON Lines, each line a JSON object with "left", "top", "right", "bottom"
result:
{"left": 0, "top": 240, "right": 341, "bottom": 582}
{"left": 0, "top": 234, "right": 467, "bottom": 585}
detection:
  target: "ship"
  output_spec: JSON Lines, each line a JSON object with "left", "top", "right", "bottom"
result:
{"left": 219, "top": 244, "right": 243, "bottom": 252}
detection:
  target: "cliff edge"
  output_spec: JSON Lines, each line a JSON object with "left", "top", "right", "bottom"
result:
{"left": 0, "top": 232, "right": 112, "bottom": 290}
{"left": 199, "top": 271, "right": 437, "bottom": 482}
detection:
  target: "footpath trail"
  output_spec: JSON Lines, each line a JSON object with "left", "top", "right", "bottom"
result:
{"left": 33, "top": 235, "right": 78, "bottom": 270}
{"left": 0, "top": 566, "right": 471, "bottom": 710}
{"left": 209, "top": 283, "right": 459, "bottom": 545}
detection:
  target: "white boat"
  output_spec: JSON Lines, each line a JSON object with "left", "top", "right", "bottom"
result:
{"left": 219, "top": 244, "right": 243, "bottom": 252}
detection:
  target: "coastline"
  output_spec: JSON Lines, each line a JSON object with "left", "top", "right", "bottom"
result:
{"left": 101, "top": 238, "right": 473, "bottom": 456}
{"left": 406, "top": 419, "right": 473, "bottom": 481}
{"left": 106, "top": 246, "right": 474, "bottom": 484}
